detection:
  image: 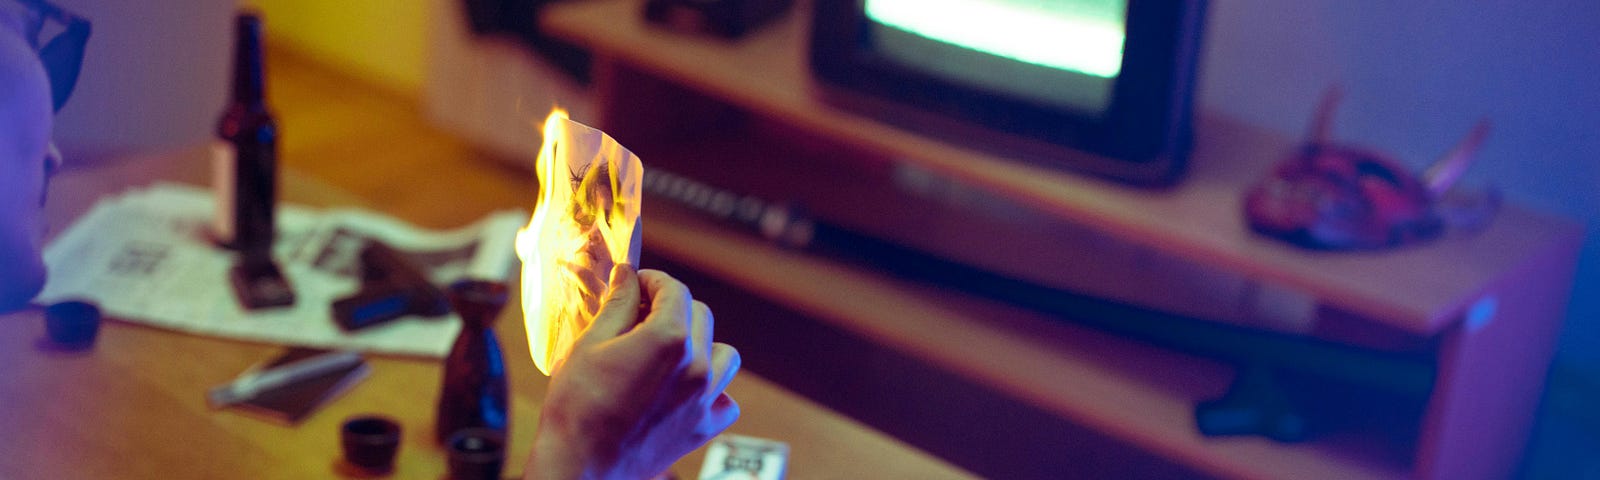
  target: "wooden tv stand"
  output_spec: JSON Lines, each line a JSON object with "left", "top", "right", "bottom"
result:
{"left": 538, "top": 1, "right": 1583, "bottom": 478}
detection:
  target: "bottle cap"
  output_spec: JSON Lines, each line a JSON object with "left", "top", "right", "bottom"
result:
{"left": 44, "top": 300, "right": 101, "bottom": 350}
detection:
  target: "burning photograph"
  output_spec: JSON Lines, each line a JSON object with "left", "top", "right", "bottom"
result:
{"left": 515, "top": 109, "right": 643, "bottom": 376}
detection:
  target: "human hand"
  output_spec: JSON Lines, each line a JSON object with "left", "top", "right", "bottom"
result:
{"left": 526, "top": 265, "right": 740, "bottom": 480}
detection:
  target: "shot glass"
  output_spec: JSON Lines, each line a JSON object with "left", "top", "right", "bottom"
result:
{"left": 341, "top": 415, "right": 402, "bottom": 473}
{"left": 446, "top": 428, "right": 505, "bottom": 480}
{"left": 44, "top": 300, "right": 101, "bottom": 350}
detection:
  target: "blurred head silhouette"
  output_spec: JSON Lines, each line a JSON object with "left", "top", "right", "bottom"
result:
{"left": 0, "top": 0, "right": 79, "bottom": 311}
{"left": 0, "top": 9, "right": 54, "bottom": 313}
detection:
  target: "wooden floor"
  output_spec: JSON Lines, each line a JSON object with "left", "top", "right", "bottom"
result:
{"left": 266, "top": 45, "right": 538, "bottom": 229}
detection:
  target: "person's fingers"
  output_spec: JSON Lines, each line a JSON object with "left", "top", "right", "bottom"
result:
{"left": 637, "top": 269, "right": 693, "bottom": 353}
{"left": 638, "top": 269, "right": 692, "bottom": 326}
{"left": 667, "top": 301, "right": 717, "bottom": 405}
{"left": 702, "top": 392, "right": 741, "bottom": 437}
{"left": 581, "top": 264, "right": 641, "bottom": 343}
{"left": 706, "top": 342, "right": 740, "bottom": 406}
{"left": 701, "top": 302, "right": 717, "bottom": 357}
{"left": 684, "top": 392, "right": 742, "bottom": 449}
{"left": 689, "top": 300, "right": 713, "bottom": 368}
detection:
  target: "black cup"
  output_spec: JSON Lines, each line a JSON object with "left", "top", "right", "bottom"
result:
{"left": 44, "top": 300, "right": 101, "bottom": 350}
{"left": 446, "top": 428, "right": 505, "bottom": 480}
{"left": 341, "top": 415, "right": 401, "bottom": 473}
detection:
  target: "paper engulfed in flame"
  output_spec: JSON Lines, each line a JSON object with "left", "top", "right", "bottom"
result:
{"left": 514, "top": 109, "right": 643, "bottom": 376}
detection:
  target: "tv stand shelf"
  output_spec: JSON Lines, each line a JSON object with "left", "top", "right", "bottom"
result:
{"left": 539, "top": 1, "right": 1583, "bottom": 478}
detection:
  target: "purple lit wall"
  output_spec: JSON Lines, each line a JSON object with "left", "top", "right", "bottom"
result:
{"left": 46, "top": 0, "right": 235, "bottom": 159}
{"left": 1200, "top": 0, "right": 1599, "bottom": 370}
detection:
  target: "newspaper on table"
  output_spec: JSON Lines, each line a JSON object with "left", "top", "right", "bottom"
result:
{"left": 35, "top": 182, "right": 526, "bottom": 358}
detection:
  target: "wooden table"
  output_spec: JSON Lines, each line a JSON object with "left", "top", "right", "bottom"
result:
{"left": 0, "top": 146, "right": 975, "bottom": 479}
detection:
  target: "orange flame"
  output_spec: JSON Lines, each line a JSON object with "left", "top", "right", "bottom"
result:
{"left": 515, "top": 108, "right": 643, "bottom": 375}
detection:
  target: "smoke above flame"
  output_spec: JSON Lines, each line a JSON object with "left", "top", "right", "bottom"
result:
{"left": 514, "top": 108, "right": 643, "bottom": 376}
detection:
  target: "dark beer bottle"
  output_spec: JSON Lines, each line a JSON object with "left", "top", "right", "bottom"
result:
{"left": 213, "top": 12, "right": 277, "bottom": 259}
{"left": 436, "top": 280, "right": 511, "bottom": 443}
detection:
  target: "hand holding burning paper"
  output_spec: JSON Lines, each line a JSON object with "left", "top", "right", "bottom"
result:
{"left": 515, "top": 109, "right": 643, "bottom": 375}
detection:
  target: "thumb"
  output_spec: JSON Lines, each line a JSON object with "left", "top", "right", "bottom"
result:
{"left": 583, "top": 264, "right": 641, "bottom": 342}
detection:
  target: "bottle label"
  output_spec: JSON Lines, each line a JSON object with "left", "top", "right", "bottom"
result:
{"left": 211, "top": 141, "right": 237, "bottom": 245}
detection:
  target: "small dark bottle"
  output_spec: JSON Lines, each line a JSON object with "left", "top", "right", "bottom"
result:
{"left": 213, "top": 12, "right": 277, "bottom": 257}
{"left": 216, "top": 12, "right": 294, "bottom": 310}
{"left": 436, "top": 280, "right": 511, "bottom": 443}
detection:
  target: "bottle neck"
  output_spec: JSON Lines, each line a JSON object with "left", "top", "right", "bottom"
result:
{"left": 447, "top": 280, "right": 510, "bottom": 331}
{"left": 458, "top": 315, "right": 491, "bottom": 331}
{"left": 230, "top": 14, "right": 266, "bottom": 106}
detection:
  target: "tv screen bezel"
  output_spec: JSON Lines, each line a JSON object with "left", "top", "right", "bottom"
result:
{"left": 810, "top": 0, "right": 1207, "bottom": 186}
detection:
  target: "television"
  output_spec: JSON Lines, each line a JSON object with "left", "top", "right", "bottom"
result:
{"left": 810, "top": 0, "right": 1208, "bottom": 185}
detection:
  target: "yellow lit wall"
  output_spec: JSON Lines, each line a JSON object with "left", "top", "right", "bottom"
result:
{"left": 243, "top": 0, "right": 431, "bottom": 97}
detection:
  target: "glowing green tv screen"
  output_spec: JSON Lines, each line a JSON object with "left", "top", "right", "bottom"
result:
{"left": 865, "top": 0, "right": 1128, "bottom": 115}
